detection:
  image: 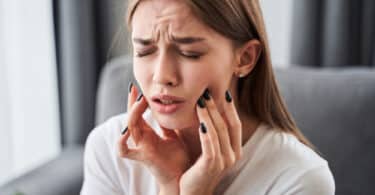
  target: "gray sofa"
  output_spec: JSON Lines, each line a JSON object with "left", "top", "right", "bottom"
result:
{"left": 1, "top": 56, "right": 374, "bottom": 195}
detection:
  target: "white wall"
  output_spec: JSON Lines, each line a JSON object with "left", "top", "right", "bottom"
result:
{"left": 261, "top": 0, "right": 294, "bottom": 68}
{"left": 0, "top": 0, "right": 61, "bottom": 184}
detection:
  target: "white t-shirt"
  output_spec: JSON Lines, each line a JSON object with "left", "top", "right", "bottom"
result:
{"left": 81, "top": 109, "right": 335, "bottom": 195}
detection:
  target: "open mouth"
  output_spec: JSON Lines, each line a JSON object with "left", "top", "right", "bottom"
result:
{"left": 154, "top": 99, "right": 183, "bottom": 105}
{"left": 151, "top": 94, "right": 185, "bottom": 114}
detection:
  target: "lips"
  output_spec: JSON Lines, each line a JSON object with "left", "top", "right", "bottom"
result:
{"left": 151, "top": 94, "right": 185, "bottom": 104}
{"left": 151, "top": 94, "right": 185, "bottom": 114}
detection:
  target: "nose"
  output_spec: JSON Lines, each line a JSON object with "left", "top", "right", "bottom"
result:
{"left": 152, "top": 51, "right": 179, "bottom": 87}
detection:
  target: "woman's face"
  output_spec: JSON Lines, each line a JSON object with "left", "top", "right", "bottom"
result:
{"left": 131, "top": 0, "right": 238, "bottom": 130}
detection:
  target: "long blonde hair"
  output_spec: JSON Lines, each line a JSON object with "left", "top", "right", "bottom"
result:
{"left": 125, "top": 0, "right": 316, "bottom": 150}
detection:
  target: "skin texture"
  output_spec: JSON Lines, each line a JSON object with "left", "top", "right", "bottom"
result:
{"left": 118, "top": 0, "right": 262, "bottom": 194}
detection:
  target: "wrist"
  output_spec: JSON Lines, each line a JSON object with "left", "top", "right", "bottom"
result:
{"left": 158, "top": 179, "right": 180, "bottom": 195}
{"left": 180, "top": 186, "right": 213, "bottom": 195}
{"left": 180, "top": 191, "right": 212, "bottom": 195}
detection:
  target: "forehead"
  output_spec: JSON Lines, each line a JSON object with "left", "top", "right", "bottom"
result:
{"left": 131, "top": 0, "right": 213, "bottom": 40}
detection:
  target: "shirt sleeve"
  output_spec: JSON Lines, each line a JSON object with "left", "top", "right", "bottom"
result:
{"left": 80, "top": 128, "right": 123, "bottom": 195}
{"left": 287, "top": 165, "right": 336, "bottom": 195}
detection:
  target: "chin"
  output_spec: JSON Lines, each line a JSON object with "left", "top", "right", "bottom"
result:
{"left": 152, "top": 110, "right": 198, "bottom": 130}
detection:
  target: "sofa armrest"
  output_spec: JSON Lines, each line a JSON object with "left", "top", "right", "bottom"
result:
{"left": 0, "top": 146, "right": 84, "bottom": 195}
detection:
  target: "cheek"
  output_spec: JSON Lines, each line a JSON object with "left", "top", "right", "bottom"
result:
{"left": 133, "top": 61, "right": 151, "bottom": 91}
{"left": 181, "top": 65, "right": 212, "bottom": 99}
{"left": 182, "top": 64, "right": 232, "bottom": 111}
{"left": 198, "top": 64, "right": 233, "bottom": 108}
{"left": 133, "top": 63, "right": 142, "bottom": 81}
{"left": 184, "top": 66, "right": 206, "bottom": 83}
{"left": 192, "top": 62, "right": 232, "bottom": 92}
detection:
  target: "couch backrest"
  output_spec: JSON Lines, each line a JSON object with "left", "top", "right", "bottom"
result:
{"left": 275, "top": 66, "right": 375, "bottom": 195}
{"left": 96, "top": 56, "right": 375, "bottom": 195}
{"left": 95, "top": 55, "right": 135, "bottom": 125}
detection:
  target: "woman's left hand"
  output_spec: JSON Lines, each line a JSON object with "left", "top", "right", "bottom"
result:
{"left": 179, "top": 90, "right": 243, "bottom": 195}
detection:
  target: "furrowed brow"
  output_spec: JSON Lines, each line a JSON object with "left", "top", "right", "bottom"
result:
{"left": 171, "top": 35, "right": 205, "bottom": 44}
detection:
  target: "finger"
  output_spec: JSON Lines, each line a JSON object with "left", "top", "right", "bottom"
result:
{"left": 222, "top": 90, "right": 242, "bottom": 160}
{"left": 127, "top": 82, "right": 139, "bottom": 112}
{"left": 196, "top": 97, "right": 221, "bottom": 158}
{"left": 118, "top": 129, "right": 141, "bottom": 160}
{"left": 203, "top": 89, "right": 236, "bottom": 166}
{"left": 126, "top": 82, "right": 138, "bottom": 139}
{"left": 198, "top": 122, "right": 214, "bottom": 159}
{"left": 127, "top": 94, "right": 148, "bottom": 143}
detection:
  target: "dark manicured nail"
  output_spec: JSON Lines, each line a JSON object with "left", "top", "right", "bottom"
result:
{"left": 197, "top": 97, "right": 206, "bottom": 108}
{"left": 200, "top": 123, "right": 207, "bottom": 134}
{"left": 128, "top": 82, "right": 133, "bottom": 93}
{"left": 121, "top": 126, "right": 128, "bottom": 135}
{"left": 225, "top": 90, "right": 232, "bottom": 103}
{"left": 136, "top": 93, "right": 143, "bottom": 101}
{"left": 203, "top": 88, "right": 210, "bottom": 100}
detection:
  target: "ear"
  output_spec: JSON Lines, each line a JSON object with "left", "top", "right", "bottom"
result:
{"left": 234, "top": 39, "right": 262, "bottom": 78}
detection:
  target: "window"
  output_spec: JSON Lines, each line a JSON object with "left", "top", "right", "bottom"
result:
{"left": 261, "top": 0, "right": 294, "bottom": 67}
{"left": 0, "top": 0, "right": 61, "bottom": 185}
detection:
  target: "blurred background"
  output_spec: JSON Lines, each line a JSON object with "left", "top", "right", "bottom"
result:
{"left": 0, "top": 0, "right": 374, "bottom": 195}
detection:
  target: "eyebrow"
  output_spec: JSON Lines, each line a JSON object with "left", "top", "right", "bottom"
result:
{"left": 133, "top": 35, "right": 206, "bottom": 45}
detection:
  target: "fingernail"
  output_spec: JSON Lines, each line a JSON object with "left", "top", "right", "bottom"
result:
{"left": 128, "top": 82, "right": 133, "bottom": 93}
{"left": 121, "top": 126, "right": 128, "bottom": 135}
{"left": 136, "top": 93, "right": 143, "bottom": 101}
{"left": 197, "top": 97, "right": 206, "bottom": 108}
{"left": 200, "top": 123, "right": 207, "bottom": 133}
{"left": 202, "top": 88, "right": 210, "bottom": 100}
{"left": 225, "top": 90, "right": 232, "bottom": 103}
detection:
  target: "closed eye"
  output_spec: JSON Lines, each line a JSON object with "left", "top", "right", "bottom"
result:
{"left": 135, "top": 49, "right": 156, "bottom": 57}
{"left": 135, "top": 49, "right": 203, "bottom": 60}
{"left": 180, "top": 51, "right": 203, "bottom": 59}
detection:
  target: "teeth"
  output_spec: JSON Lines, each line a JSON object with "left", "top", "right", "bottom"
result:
{"left": 160, "top": 99, "right": 174, "bottom": 104}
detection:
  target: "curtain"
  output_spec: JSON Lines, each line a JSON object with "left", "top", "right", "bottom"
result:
{"left": 290, "top": 0, "right": 375, "bottom": 67}
{"left": 54, "top": 0, "right": 129, "bottom": 147}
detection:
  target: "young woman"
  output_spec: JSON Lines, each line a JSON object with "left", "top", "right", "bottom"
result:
{"left": 81, "top": 0, "right": 335, "bottom": 194}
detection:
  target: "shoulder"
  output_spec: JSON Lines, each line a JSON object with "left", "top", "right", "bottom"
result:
{"left": 85, "top": 109, "right": 157, "bottom": 151}
{"left": 85, "top": 113, "right": 128, "bottom": 150}
{"left": 84, "top": 108, "right": 160, "bottom": 166}
{"left": 83, "top": 112, "right": 129, "bottom": 175}
{"left": 82, "top": 110, "right": 159, "bottom": 194}
{"left": 241, "top": 123, "right": 335, "bottom": 194}
{"left": 257, "top": 124, "right": 329, "bottom": 169}
{"left": 82, "top": 113, "right": 128, "bottom": 193}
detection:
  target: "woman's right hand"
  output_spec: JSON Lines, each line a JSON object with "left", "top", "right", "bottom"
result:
{"left": 117, "top": 84, "right": 190, "bottom": 193}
